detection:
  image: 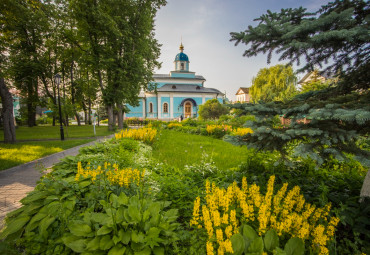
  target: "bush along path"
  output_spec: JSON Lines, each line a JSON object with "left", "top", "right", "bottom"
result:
{"left": 0, "top": 135, "right": 114, "bottom": 229}
{"left": 0, "top": 127, "right": 367, "bottom": 254}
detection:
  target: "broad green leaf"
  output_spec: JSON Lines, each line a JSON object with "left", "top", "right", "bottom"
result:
{"left": 63, "top": 199, "right": 76, "bottom": 211}
{"left": 100, "top": 235, "right": 114, "bottom": 250}
{"left": 247, "top": 237, "right": 263, "bottom": 253}
{"left": 79, "top": 180, "right": 92, "bottom": 189}
{"left": 284, "top": 237, "right": 305, "bottom": 255}
{"left": 108, "top": 244, "right": 126, "bottom": 255}
{"left": 39, "top": 215, "right": 56, "bottom": 239}
{"left": 128, "top": 205, "right": 141, "bottom": 222}
{"left": 132, "top": 231, "right": 145, "bottom": 243}
{"left": 163, "top": 209, "right": 178, "bottom": 222}
{"left": 147, "top": 202, "right": 161, "bottom": 216}
{"left": 145, "top": 227, "right": 163, "bottom": 249}
{"left": 134, "top": 246, "right": 151, "bottom": 255}
{"left": 273, "top": 247, "right": 287, "bottom": 255}
{"left": 25, "top": 212, "right": 47, "bottom": 232}
{"left": 117, "top": 193, "right": 128, "bottom": 205}
{"left": 116, "top": 207, "right": 125, "bottom": 223}
{"left": 86, "top": 236, "right": 101, "bottom": 251}
{"left": 0, "top": 216, "right": 30, "bottom": 239}
{"left": 68, "top": 221, "right": 93, "bottom": 237}
{"left": 97, "top": 225, "right": 112, "bottom": 236}
{"left": 264, "top": 229, "right": 279, "bottom": 251}
{"left": 230, "top": 233, "right": 245, "bottom": 255}
{"left": 113, "top": 235, "right": 121, "bottom": 245}
{"left": 90, "top": 212, "right": 110, "bottom": 224}
{"left": 120, "top": 229, "right": 131, "bottom": 244}
{"left": 20, "top": 191, "right": 48, "bottom": 204}
{"left": 143, "top": 210, "right": 151, "bottom": 222}
{"left": 242, "top": 225, "right": 258, "bottom": 241}
{"left": 65, "top": 238, "right": 87, "bottom": 253}
{"left": 46, "top": 201, "right": 61, "bottom": 215}
{"left": 153, "top": 247, "right": 165, "bottom": 255}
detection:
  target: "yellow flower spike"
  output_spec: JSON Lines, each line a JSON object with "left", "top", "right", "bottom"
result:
{"left": 216, "top": 228, "right": 224, "bottom": 244}
{"left": 225, "top": 225, "right": 233, "bottom": 239}
{"left": 242, "top": 176, "right": 248, "bottom": 192}
{"left": 224, "top": 239, "right": 234, "bottom": 253}
{"left": 206, "top": 241, "right": 214, "bottom": 255}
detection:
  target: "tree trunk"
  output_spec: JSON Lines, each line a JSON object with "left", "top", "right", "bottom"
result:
{"left": 117, "top": 104, "right": 123, "bottom": 129}
{"left": 75, "top": 113, "right": 81, "bottom": 126}
{"left": 88, "top": 97, "right": 92, "bottom": 125}
{"left": 107, "top": 105, "right": 115, "bottom": 131}
{"left": 0, "top": 78, "right": 16, "bottom": 143}
{"left": 27, "top": 101, "right": 36, "bottom": 127}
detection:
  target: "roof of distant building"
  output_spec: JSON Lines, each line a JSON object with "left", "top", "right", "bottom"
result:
{"left": 235, "top": 87, "right": 250, "bottom": 95}
{"left": 153, "top": 74, "right": 205, "bottom": 80}
{"left": 156, "top": 84, "right": 223, "bottom": 95}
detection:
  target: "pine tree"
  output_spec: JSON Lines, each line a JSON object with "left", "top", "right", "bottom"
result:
{"left": 227, "top": 0, "right": 370, "bottom": 167}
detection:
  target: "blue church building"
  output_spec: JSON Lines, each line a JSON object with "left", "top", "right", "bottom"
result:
{"left": 124, "top": 43, "right": 223, "bottom": 120}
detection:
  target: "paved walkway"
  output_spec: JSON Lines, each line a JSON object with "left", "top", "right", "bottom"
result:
{"left": 0, "top": 135, "right": 114, "bottom": 228}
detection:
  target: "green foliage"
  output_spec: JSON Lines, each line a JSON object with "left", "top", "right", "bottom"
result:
{"left": 250, "top": 64, "right": 298, "bottom": 102}
{"left": 198, "top": 99, "right": 229, "bottom": 120}
{"left": 228, "top": 0, "right": 370, "bottom": 167}
{"left": 230, "top": 225, "right": 304, "bottom": 255}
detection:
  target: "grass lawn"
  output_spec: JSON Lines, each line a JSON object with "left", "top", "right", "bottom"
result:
{"left": 152, "top": 129, "right": 251, "bottom": 170}
{"left": 0, "top": 125, "right": 114, "bottom": 141}
{"left": 0, "top": 139, "right": 93, "bottom": 171}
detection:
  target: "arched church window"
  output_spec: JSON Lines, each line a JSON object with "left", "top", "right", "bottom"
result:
{"left": 172, "top": 85, "right": 176, "bottom": 89}
{"left": 180, "top": 63, "right": 184, "bottom": 70}
{"left": 149, "top": 103, "right": 153, "bottom": 113}
{"left": 163, "top": 103, "right": 168, "bottom": 113}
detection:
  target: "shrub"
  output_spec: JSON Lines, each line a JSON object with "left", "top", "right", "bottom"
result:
{"left": 206, "top": 124, "right": 232, "bottom": 138}
{"left": 199, "top": 99, "right": 229, "bottom": 120}
{"left": 115, "top": 127, "right": 157, "bottom": 144}
{"left": 168, "top": 123, "right": 182, "bottom": 129}
{"left": 190, "top": 176, "right": 339, "bottom": 255}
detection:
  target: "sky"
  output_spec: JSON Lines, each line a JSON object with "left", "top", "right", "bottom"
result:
{"left": 153, "top": 0, "right": 325, "bottom": 101}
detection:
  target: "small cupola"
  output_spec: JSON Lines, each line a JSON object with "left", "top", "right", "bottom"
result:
{"left": 174, "top": 43, "right": 189, "bottom": 72}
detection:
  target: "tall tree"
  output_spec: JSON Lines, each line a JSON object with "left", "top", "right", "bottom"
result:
{"left": 250, "top": 64, "right": 297, "bottom": 102}
{"left": 228, "top": 0, "right": 370, "bottom": 167}
{"left": 0, "top": 78, "right": 16, "bottom": 143}
{"left": 1, "top": 0, "right": 52, "bottom": 127}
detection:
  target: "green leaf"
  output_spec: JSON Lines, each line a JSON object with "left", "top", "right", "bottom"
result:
{"left": 119, "top": 229, "right": 131, "bottom": 244}
{"left": 90, "top": 212, "right": 110, "bottom": 224}
{"left": 273, "top": 247, "right": 287, "bottom": 255}
{"left": 113, "top": 235, "right": 121, "bottom": 245}
{"left": 264, "top": 229, "right": 279, "bottom": 251}
{"left": 147, "top": 202, "right": 161, "bottom": 216}
{"left": 66, "top": 238, "right": 87, "bottom": 253}
{"left": 132, "top": 231, "right": 145, "bottom": 243}
{"left": 145, "top": 227, "right": 163, "bottom": 249}
{"left": 25, "top": 212, "right": 47, "bottom": 232}
{"left": 100, "top": 235, "right": 114, "bottom": 250}
{"left": 247, "top": 237, "right": 263, "bottom": 253}
{"left": 230, "top": 233, "right": 245, "bottom": 255}
{"left": 153, "top": 247, "right": 164, "bottom": 255}
{"left": 116, "top": 207, "right": 125, "bottom": 223}
{"left": 97, "top": 225, "right": 112, "bottom": 236}
{"left": 68, "top": 221, "right": 93, "bottom": 237}
{"left": 284, "top": 237, "right": 304, "bottom": 255}
{"left": 86, "top": 236, "right": 101, "bottom": 251}
{"left": 128, "top": 205, "right": 141, "bottom": 222}
{"left": 108, "top": 244, "right": 126, "bottom": 255}
{"left": 163, "top": 209, "right": 178, "bottom": 222}
{"left": 20, "top": 191, "right": 48, "bottom": 204}
{"left": 79, "top": 180, "right": 92, "bottom": 189}
{"left": 134, "top": 246, "right": 151, "bottom": 255}
{"left": 117, "top": 193, "right": 129, "bottom": 205}
{"left": 242, "top": 224, "right": 258, "bottom": 241}
{"left": 39, "top": 215, "right": 56, "bottom": 239}
{"left": 0, "top": 216, "right": 30, "bottom": 239}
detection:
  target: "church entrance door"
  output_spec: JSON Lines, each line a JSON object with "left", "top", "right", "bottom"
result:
{"left": 184, "top": 102, "right": 192, "bottom": 118}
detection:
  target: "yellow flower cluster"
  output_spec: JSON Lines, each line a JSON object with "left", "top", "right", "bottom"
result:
{"left": 75, "top": 161, "right": 145, "bottom": 188}
{"left": 190, "top": 176, "right": 340, "bottom": 255}
{"left": 206, "top": 124, "right": 232, "bottom": 134}
{"left": 115, "top": 127, "right": 157, "bottom": 143}
{"left": 167, "top": 123, "right": 182, "bottom": 128}
{"left": 231, "top": 127, "right": 253, "bottom": 136}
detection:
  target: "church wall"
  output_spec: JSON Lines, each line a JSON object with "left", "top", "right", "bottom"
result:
{"left": 126, "top": 99, "right": 144, "bottom": 118}
{"left": 146, "top": 97, "right": 158, "bottom": 118}
{"left": 160, "top": 97, "right": 170, "bottom": 119}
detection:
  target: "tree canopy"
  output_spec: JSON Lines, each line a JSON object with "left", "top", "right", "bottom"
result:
{"left": 198, "top": 99, "right": 228, "bottom": 120}
{"left": 227, "top": 0, "right": 370, "bottom": 167}
{"left": 250, "top": 64, "right": 297, "bottom": 103}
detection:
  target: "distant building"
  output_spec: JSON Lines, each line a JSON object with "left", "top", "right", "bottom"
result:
{"left": 235, "top": 87, "right": 251, "bottom": 103}
{"left": 298, "top": 70, "right": 328, "bottom": 85}
{"left": 125, "top": 43, "right": 223, "bottom": 120}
